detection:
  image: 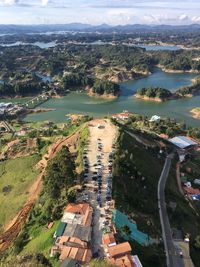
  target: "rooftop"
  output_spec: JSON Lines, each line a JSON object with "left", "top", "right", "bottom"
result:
{"left": 110, "top": 254, "right": 136, "bottom": 267}
{"left": 56, "top": 236, "right": 87, "bottom": 249}
{"left": 169, "top": 136, "right": 198, "bottom": 149}
{"left": 59, "top": 246, "right": 92, "bottom": 264}
{"left": 102, "top": 233, "right": 116, "bottom": 247}
{"left": 107, "top": 242, "right": 132, "bottom": 258}
{"left": 63, "top": 224, "right": 91, "bottom": 242}
{"left": 63, "top": 203, "right": 93, "bottom": 226}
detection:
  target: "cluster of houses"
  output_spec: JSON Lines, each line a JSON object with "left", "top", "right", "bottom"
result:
{"left": 180, "top": 174, "right": 200, "bottom": 201}
{"left": 112, "top": 111, "right": 130, "bottom": 121}
{"left": 50, "top": 202, "right": 143, "bottom": 267}
{"left": 0, "top": 102, "right": 24, "bottom": 116}
{"left": 51, "top": 203, "right": 93, "bottom": 266}
{"left": 102, "top": 233, "right": 143, "bottom": 267}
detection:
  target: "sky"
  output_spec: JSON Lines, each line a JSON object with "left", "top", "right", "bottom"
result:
{"left": 0, "top": 0, "right": 200, "bottom": 25}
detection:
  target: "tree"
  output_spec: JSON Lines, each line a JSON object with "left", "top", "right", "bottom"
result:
{"left": 121, "top": 225, "right": 132, "bottom": 236}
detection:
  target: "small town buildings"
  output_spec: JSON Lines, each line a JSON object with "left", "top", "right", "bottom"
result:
{"left": 149, "top": 115, "right": 161, "bottom": 123}
{"left": 51, "top": 203, "right": 93, "bottom": 265}
{"left": 183, "top": 186, "right": 200, "bottom": 195}
{"left": 102, "top": 233, "right": 143, "bottom": 267}
{"left": 112, "top": 111, "right": 130, "bottom": 120}
{"left": 169, "top": 136, "right": 198, "bottom": 149}
{"left": 59, "top": 246, "right": 92, "bottom": 264}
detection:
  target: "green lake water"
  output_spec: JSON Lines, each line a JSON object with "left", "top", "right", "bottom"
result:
{"left": 1, "top": 69, "right": 200, "bottom": 127}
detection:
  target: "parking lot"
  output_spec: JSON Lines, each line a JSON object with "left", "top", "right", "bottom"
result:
{"left": 77, "top": 119, "right": 117, "bottom": 257}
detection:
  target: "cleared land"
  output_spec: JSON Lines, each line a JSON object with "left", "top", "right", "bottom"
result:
{"left": 0, "top": 155, "right": 40, "bottom": 231}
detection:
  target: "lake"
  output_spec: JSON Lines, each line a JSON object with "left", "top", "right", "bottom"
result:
{"left": 0, "top": 41, "right": 181, "bottom": 51}
{"left": 21, "top": 69, "right": 200, "bottom": 126}
{"left": 134, "top": 44, "right": 180, "bottom": 51}
{"left": 0, "top": 41, "right": 57, "bottom": 49}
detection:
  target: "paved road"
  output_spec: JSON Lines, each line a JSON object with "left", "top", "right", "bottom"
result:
{"left": 158, "top": 153, "right": 185, "bottom": 267}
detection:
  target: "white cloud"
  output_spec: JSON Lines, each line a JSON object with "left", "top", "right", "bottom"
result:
{"left": 192, "top": 16, "right": 200, "bottom": 23}
{"left": 179, "top": 14, "right": 188, "bottom": 20}
{"left": 2, "top": 0, "right": 18, "bottom": 5}
{"left": 41, "top": 0, "right": 48, "bottom": 6}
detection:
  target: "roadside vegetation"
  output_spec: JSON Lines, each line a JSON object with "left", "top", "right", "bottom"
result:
{"left": 112, "top": 126, "right": 166, "bottom": 266}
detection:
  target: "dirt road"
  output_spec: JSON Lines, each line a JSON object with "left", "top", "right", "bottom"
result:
{"left": 83, "top": 119, "right": 117, "bottom": 256}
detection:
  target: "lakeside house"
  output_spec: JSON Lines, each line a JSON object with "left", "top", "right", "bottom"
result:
{"left": 149, "top": 115, "right": 161, "bottom": 123}
{"left": 51, "top": 203, "right": 93, "bottom": 265}
{"left": 112, "top": 111, "right": 130, "bottom": 120}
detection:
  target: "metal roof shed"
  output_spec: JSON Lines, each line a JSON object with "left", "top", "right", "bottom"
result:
{"left": 168, "top": 136, "right": 197, "bottom": 149}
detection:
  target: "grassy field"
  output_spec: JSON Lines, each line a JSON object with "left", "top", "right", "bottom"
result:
{"left": 21, "top": 220, "right": 59, "bottom": 257}
{"left": 0, "top": 154, "right": 40, "bottom": 230}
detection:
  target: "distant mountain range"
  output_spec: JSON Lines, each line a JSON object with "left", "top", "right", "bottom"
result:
{"left": 0, "top": 23, "right": 200, "bottom": 34}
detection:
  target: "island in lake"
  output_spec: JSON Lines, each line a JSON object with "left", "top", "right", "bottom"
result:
{"left": 135, "top": 76, "right": 200, "bottom": 102}
{"left": 191, "top": 108, "right": 200, "bottom": 119}
{"left": 135, "top": 87, "right": 175, "bottom": 102}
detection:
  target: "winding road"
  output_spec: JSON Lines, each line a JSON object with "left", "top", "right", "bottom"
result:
{"left": 158, "top": 153, "right": 185, "bottom": 267}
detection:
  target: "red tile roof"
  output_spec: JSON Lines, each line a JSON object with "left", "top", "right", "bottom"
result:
{"left": 102, "top": 233, "right": 116, "bottom": 247}
{"left": 109, "top": 254, "right": 136, "bottom": 267}
{"left": 59, "top": 246, "right": 92, "bottom": 264}
{"left": 183, "top": 187, "right": 200, "bottom": 195}
{"left": 107, "top": 242, "right": 132, "bottom": 258}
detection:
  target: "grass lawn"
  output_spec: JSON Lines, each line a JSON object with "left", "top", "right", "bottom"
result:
{"left": 21, "top": 220, "right": 59, "bottom": 257}
{"left": 0, "top": 154, "right": 40, "bottom": 230}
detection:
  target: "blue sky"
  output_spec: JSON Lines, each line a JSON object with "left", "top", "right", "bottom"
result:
{"left": 0, "top": 0, "right": 200, "bottom": 25}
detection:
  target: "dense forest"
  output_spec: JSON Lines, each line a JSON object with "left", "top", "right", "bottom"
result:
{"left": 0, "top": 36, "right": 200, "bottom": 97}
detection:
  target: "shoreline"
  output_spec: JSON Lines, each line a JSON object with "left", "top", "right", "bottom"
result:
{"left": 190, "top": 108, "right": 200, "bottom": 119}
{"left": 135, "top": 94, "right": 171, "bottom": 102}
{"left": 157, "top": 64, "right": 200, "bottom": 74}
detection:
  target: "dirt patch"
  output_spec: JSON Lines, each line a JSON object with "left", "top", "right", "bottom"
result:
{"left": 0, "top": 138, "right": 37, "bottom": 160}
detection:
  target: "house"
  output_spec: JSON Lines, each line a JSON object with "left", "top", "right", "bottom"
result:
{"left": 102, "top": 233, "right": 117, "bottom": 250}
{"left": 149, "top": 115, "right": 160, "bottom": 123}
{"left": 159, "top": 133, "right": 169, "bottom": 139}
{"left": 55, "top": 236, "right": 88, "bottom": 249}
{"left": 183, "top": 187, "right": 200, "bottom": 195}
{"left": 51, "top": 203, "right": 93, "bottom": 262}
{"left": 110, "top": 254, "right": 136, "bottom": 267}
{"left": 107, "top": 242, "right": 132, "bottom": 258}
{"left": 59, "top": 246, "right": 92, "bottom": 265}
{"left": 62, "top": 224, "right": 91, "bottom": 243}
{"left": 112, "top": 111, "right": 130, "bottom": 121}
{"left": 63, "top": 203, "right": 93, "bottom": 226}
{"left": 168, "top": 136, "right": 198, "bottom": 149}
